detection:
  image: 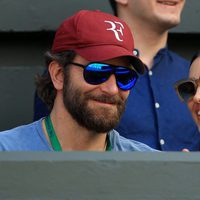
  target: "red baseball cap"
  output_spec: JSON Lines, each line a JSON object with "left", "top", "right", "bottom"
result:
{"left": 52, "top": 10, "right": 145, "bottom": 74}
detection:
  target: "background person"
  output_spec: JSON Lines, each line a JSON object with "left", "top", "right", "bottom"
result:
{"left": 0, "top": 10, "right": 155, "bottom": 152}
{"left": 108, "top": 0, "right": 200, "bottom": 151}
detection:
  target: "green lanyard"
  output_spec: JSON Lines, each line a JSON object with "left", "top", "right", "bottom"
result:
{"left": 106, "top": 135, "right": 112, "bottom": 151}
{"left": 44, "top": 115, "right": 62, "bottom": 151}
{"left": 44, "top": 115, "right": 112, "bottom": 151}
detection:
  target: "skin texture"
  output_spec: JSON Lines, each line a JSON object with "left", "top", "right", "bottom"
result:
{"left": 116, "top": 0, "right": 185, "bottom": 30}
{"left": 127, "top": 0, "right": 185, "bottom": 29}
{"left": 187, "top": 57, "right": 200, "bottom": 130}
{"left": 44, "top": 55, "right": 131, "bottom": 151}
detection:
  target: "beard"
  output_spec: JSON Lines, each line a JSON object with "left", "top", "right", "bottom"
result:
{"left": 62, "top": 73, "right": 126, "bottom": 133}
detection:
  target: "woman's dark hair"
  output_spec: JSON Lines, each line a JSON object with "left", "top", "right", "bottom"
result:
{"left": 190, "top": 51, "right": 200, "bottom": 65}
{"left": 109, "top": 0, "right": 118, "bottom": 16}
{"left": 35, "top": 50, "right": 76, "bottom": 110}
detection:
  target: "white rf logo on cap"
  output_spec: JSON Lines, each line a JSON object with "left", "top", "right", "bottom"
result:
{"left": 104, "top": 21, "right": 124, "bottom": 42}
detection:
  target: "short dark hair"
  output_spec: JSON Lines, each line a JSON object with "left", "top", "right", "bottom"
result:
{"left": 35, "top": 50, "right": 76, "bottom": 110}
{"left": 190, "top": 51, "right": 200, "bottom": 65}
{"left": 109, "top": 0, "right": 117, "bottom": 16}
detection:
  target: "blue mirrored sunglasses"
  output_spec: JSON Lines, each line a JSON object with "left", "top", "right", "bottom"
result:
{"left": 69, "top": 62, "right": 138, "bottom": 91}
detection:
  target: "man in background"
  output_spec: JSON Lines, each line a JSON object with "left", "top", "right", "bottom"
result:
{"left": 109, "top": 0, "right": 200, "bottom": 150}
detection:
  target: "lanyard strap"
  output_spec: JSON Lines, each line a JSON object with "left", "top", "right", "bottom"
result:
{"left": 106, "top": 135, "right": 112, "bottom": 151}
{"left": 44, "top": 116, "right": 62, "bottom": 151}
{"left": 44, "top": 115, "right": 112, "bottom": 151}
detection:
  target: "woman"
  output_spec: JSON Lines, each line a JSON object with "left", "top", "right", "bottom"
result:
{"left": 175, "top": 51, "right": 200, "bottom": 131}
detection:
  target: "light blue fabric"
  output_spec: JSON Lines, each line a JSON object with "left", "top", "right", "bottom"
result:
{"left": 0, "top": 119, "right": 156, "bottom": 152}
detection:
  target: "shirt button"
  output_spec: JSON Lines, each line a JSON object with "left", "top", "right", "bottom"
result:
{"left": 149, "top": 70, "right": 153, "bottom": 76}
{"left": 155, "top": 102, "right": 160, "bottom": 108}
{"left": 133, "top": 49, "right": 139, "bottom": 56}
{"left": 160, "top": 139, "right": 165, "bottom": 145}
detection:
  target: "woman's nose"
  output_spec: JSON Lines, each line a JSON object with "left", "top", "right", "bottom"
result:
{"left": 193, "top": 87, "right": 200, "bottom": 103}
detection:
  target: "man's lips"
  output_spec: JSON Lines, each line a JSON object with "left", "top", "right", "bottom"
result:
{"left": 91, "top": 99, "right": 118, "bottom": 107}
{"left": 88, "top": 95, "right": 122, "bottom": 105}
{"left": 157, "top": 0, "right": 178, "bottom": 6}
{"left": 93, "top": 100, "right": 115, "bottom": 106}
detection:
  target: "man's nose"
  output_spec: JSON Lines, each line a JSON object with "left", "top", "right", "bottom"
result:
{"left": 193, "top": 87, "right": 200, "bottom": 103}
{"left": 99, "top": 74, "right": 119, "bottom": 95}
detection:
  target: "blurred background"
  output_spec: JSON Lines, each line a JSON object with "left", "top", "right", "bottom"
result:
{"left": 0, "top": 0, "right": 200, "bottom": 131}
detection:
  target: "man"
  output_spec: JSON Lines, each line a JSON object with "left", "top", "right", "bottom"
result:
{"left": 0, "top": 10, "right": 155, "bottom": 151}
{"left": 109, "top": 0, "right": 200, "bottom": 150}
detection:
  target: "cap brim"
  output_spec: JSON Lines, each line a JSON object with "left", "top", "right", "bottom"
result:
{"left": 75, "top": 45, "right": 146, "bottom": 75}
{"left": 127, "top": 56, "right": 146, "bottom": 75}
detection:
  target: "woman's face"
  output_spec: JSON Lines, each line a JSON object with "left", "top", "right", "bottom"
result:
{"left": 187, "top": 56, "right": 200, "bottom": 129}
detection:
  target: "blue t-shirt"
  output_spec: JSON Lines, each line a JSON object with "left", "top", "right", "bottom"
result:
{"left": 0, "top": 119, "right": 156, "bottom": 152}
{"left": 116, "top": 48, "right": 200, "bottom": 151}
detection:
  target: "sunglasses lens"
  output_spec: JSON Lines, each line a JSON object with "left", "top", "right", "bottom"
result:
{"left": 84, "top": 63, "right": 111, "bottom": 85}
{"left": 83, "top": 63, "right": 138, "bottom": 90}
{"left": 115, "top": 67, "right": 138, "bottom": 90}
{"left": 178, "top": 81, "right": 196, "bottom": 101}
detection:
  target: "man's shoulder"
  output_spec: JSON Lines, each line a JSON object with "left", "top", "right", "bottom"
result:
{"left": 0, "top": 120, "right": 40, "bottom": 136}
{"left": 167, "top": 49, "right": 190, "bottom": 66}
{"left": 109, "top": 130, "right": 157, "bottom": 152}
{"left": 0, "top": 119, "right": 43, "bottom": 151}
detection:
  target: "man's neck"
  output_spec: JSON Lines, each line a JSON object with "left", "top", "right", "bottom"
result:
{"left": 132, "top": 25, "right": 168, "bottom": 69}
{"left": 42, "top": 99, "right": 107, "bottom": 151}
{"left": 118, "top": 13, "right": 168, "bottom": 69}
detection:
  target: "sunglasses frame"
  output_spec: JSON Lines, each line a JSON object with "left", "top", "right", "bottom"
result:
{"left": 69, "top": 61, "right": 138, "bottom": 91}
{"left": 174, "top": 78, "right": 198, "bottom": 102}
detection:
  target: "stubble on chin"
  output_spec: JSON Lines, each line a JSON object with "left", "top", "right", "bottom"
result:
{"left": 63, "top": 84, "right": 126, "bottom": 133}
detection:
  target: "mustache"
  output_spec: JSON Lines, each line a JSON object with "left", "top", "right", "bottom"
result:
{"left": 85, "top": 94, "right": 124, "bottom": 105}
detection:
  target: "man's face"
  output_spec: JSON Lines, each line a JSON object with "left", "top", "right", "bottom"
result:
{"left": 62, "top": 55, "right": 130, "bottom": 133}
{"left": 129, "top": 0, "right": 185, "bottom": 30}
{"left": 187, "top": 57, "right": 200, "bottom": 130}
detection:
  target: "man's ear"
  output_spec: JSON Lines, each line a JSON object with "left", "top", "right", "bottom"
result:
{"left": 115, "top": 0, "right": 128, "bottom": 6}
{"left": 48, "top": 61, "right": 64, "bottom": 90}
